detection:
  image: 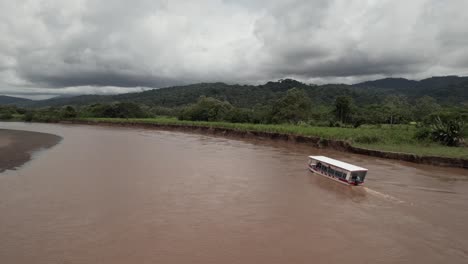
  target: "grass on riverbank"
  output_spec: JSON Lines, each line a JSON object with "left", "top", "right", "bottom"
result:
{"left": 76, "top": 117, "right": 468, "bottom": 159}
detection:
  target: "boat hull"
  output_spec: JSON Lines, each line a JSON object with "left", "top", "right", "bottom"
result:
{"left": 308, "top": 165, "right": 358, "bottom": 186}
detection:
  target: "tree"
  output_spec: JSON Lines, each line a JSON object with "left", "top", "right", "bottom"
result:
{"left": 333, "top": 96, "right": 353, "bottom": 124}
{"left": 309, "top": 105, "right": 333, "bottom": 124}
{"left": 251, "top": 104, "right": 273, "bottom": 124}
{"left": 227, "top": 108, "right": 253, "bottom": 123}
{"left": 112, "top": 102, "right": 148, "bottom": 118}
{"left": 83, "top": 103, "right": 148, "bottom": 118}
{"left": 354, "top": 104, "right": 386, "bottom": 124}
{"left": 413, "top": 96, "right": 440, "bottom": 121}
{"left": 61, "top": 106, "right": 77, "bottom": 119}
{"left": 0, "top": 111, "right": 13, "bottom": 120}
{"left": 0, "top": 106, "right": 15, "bottom": 120}
{"left": 383, "top": 95, "right": 410, "bottom": 125}
{"left": 23, "top": 111, "right": 34, "bottom": 122}
{"left": 270, "top": 88, "right": 311, "bottom": 124}
{"left": 178, "top": 97, "right": 233, "bottom": 121}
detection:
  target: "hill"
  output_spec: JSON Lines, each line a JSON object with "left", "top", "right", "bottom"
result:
{"left": 3, "top": 76, "right": 467, "bottom": 108}
{"left": 0, "top": 95, "right": 33, "bottom": 105}
{"left": 353, "top": 76, "right": 468, "bottom": 103}
{"left": 354, "top": 77, "right": 419, "bottom": 90}
{"left": 20, "top": 80, "right": 382, "bottom": 108}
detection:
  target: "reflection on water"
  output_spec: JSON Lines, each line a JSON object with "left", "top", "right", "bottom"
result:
{"left": 0, "top": 122, "right": 467, "bottom": 264}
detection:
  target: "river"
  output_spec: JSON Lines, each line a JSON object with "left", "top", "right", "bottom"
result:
{"left": 0, "top": 122, "right": 467, "bottom": 264}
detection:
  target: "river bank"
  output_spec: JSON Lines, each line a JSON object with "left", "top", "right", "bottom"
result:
{"left": 61, "top": 118, "right": 468, "bottom": 169}
{"left": 0, "top": 129, "right": 62, "bottom": 173}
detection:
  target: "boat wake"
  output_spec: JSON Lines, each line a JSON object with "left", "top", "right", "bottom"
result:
{"left": 362, "top": 187, "right": 406, "bottom": 204}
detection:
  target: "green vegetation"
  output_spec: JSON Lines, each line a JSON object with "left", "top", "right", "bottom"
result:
{"left": 5, "top": 76, "right": 468, "bottom": 109}
{"left": 270, "top": 88, "right": 311, "bottom": 124}
{"left": 0, "top": 105, "right": 24, "bottom": 121}
{"left": 178, "top": 96, "right": 233, "bottom": 122}
{"left": 79, "top": 102, "right": 149, "bottom": 118}
{"left": 429, "top": 117, "right": 465, "bottom": 146}
{"left": 1, "top": 77, "right": 467, "bottom": 160}
{"left": 333, "top": 96, "right": 353, "bottom": 124}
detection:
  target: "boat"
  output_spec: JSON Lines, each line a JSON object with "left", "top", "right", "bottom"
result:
{"left": 307, "top": 156, "right": 368, "bottom": 186}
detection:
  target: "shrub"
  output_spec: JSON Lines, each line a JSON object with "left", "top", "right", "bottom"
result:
{"left": 414, "top": 127, "right": 431, "bottom": 141}
{"left": 227, "top": 108, "right": 253, "bottom": 123}
{"left": 0, "top": 111, "right": 13, "bottom": 120}
{"left": 23, "top": 112, "right": 34, "bottom": 122}
{"left": 354, "top": 135, "right": 380, "bottom": 144}
{"left": 83, "top": 103, "right": 149, "bottom": 118}
{"left": 150, "top": 106, "right": 179, "bottom": 117}
{"left": 178, "top": 97, "right": 232, "bottom": 122}
{"left": 353, "top": 119, "right": 363, "bottom": 128}
{"left": 61, "top": 106, "right": 77, "bottom": 119}
{"left": 328, "top": 120, "right": 342, "bottom": 127}
{"left": 430, "top": 116, "right": 465, "bottom": 146}
{"left": 297, "top": 121, "right": 309, "bottom": 127}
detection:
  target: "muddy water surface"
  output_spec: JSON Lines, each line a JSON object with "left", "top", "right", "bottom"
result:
{"left": 0, "top": 122, "right": 467, "bottom": 264}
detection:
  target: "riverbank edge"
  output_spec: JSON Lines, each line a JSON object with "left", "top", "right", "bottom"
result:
{"left": 0, "top": 129, "right": 62, "bottom": 173}
{"left": 60, "top": 119, "right": 468, "bottom": 169}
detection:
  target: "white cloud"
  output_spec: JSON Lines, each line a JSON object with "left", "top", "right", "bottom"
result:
{"left": 0, "top": 0, "right": 467, "bottom": 97}
{"left": 1, "top": 85, "right": 151, "bottom": 100}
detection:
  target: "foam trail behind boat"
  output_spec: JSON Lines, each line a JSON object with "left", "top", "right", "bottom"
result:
{"left": 363, "top": 187, "right": 405, "bottom": 204}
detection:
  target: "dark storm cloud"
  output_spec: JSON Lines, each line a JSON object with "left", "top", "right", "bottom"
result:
{"left": 1, "top": 0, "right": 468, "bottom": 97}
{"left": 21, "top": 70, "right": 178, "bottom": 88}
{"left": 269, "top": 50, "right": 428, "bottom": 77}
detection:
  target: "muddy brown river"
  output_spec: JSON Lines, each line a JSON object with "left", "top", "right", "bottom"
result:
{"left": 0, "top": 122, "right": 467, "bottom": 264}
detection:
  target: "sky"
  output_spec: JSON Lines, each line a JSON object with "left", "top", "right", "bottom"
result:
{"left": 1, "top": 0, "right": 468, "bottom": 99}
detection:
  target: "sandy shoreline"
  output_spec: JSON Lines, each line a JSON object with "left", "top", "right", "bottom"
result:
{"left": 0, "top": 129, "right": 62, "bottom": 173}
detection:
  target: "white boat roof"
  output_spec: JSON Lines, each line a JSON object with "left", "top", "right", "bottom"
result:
{"left": 309, "top": 156, "right": 368, "bottom": 172}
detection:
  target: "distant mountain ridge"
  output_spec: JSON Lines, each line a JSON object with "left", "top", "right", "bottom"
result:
{"left": 354, "top": 77, "right": 419, "bottom": 90}
{"left": 353, "top": 75, "right": 468, "bottom": 100}
{"left": 354, "top": 75, "right": 468, "bottom": 90}
{"left": 2, "top": 76, "right": 467, "bottom": 108}
{"left": 0, "top": 95, "right": 33, "bottom": 105}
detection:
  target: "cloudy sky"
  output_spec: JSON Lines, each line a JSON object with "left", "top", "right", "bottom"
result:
{"left": 1, "top": 0, "right": 468, "bottom": 99}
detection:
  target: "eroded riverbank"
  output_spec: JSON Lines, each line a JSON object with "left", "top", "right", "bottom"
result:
{"left": 0, "top": 129, "right": 62, "bottom": 173}
{"left": 64, "top": 119, "right": 468, "bottom": 168}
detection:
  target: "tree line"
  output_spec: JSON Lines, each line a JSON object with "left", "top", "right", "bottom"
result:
{"left": 1, "top": 87, "right": 466, "bottom": 146}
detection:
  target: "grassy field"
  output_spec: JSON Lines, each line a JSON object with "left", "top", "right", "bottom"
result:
{"left": 76, "top": 117, "right": 468, "bottom": 159}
